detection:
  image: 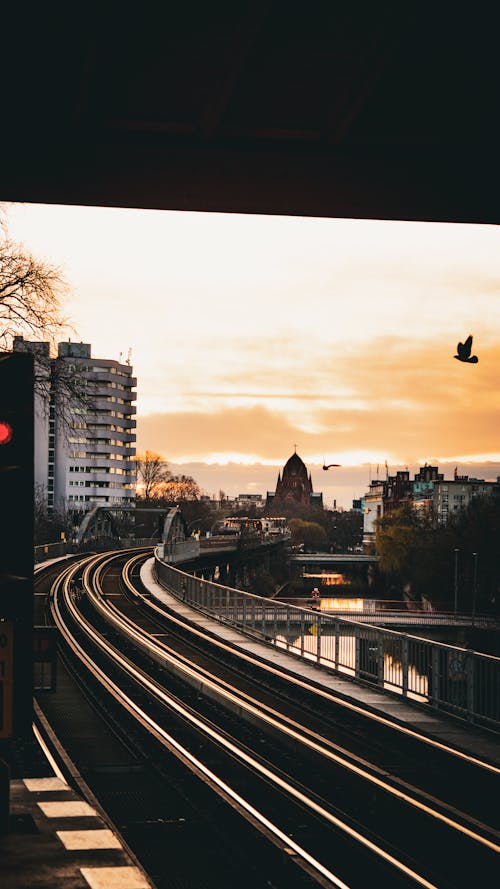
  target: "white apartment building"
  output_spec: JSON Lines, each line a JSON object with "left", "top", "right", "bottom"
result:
{"left": 14, "top": 337, "right": 136, "bottom": 515}
{"left": 362, "top": 479, "right": 385, "bottom": 543}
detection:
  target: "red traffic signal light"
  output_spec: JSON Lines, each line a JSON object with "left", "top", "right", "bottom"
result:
{"left": 0, "top": 420, "right": 14, "bottom": 445}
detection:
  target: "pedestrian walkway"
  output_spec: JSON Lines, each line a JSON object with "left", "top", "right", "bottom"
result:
{"left": 141, "top": 558, "right": 500, "bottom": 767}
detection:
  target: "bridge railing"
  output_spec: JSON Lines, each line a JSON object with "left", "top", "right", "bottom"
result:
{"left": 281, "top": 598, "right": 498, "bottom": 628}
{"left": 34, "top": 538, "right": 155, "bottom": 563}
{"left": 154, "top": 551, "right": 500, "bottom": 732}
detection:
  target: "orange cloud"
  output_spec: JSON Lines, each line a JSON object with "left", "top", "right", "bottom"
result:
{"left": 137, "top": 335, "right": 500, "bottom": 465}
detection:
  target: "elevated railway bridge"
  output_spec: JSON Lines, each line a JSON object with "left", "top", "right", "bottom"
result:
{"left": 151, "top": 528, "right": 500, "bottom": 730}
{"left": 28, "top": 547, "right": 500, "bottom": 889}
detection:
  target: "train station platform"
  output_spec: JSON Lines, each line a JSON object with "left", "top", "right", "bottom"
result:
{"left": 141, "top": 558, "right": 500, "bottom": 768}
{"left": 2, "top": 777, "right": 153, "bottom": 889}
{"left": 0, "top": 714, "right": 154, "bottom": 889}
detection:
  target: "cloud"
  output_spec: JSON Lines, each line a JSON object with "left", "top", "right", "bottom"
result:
{"left": 137, "top": 405, "right": 300, "bottom": 460}
{"left": 137, "top": 334, "right": 500, "bottom": 467}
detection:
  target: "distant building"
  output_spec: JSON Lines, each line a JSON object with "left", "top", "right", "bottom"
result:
{"left": 362, "top": 462, "right": 500, "bottom": 546}
{"left": 232, "top": 493, "right": 265, "bottom": 511}
{"left": 14, "top": 337, "right": 136, "bottom": 516}
{"left": 433, "top": 475, "right": 499, "bottom": 522}
{"left": 362, "top": 479, "right": 385, "bottom": 544}
{"left": 266, "top": 450, "right": 323, "bottom": 511}
{"left": 383, "top": 470, "right": 412, "bottom": 514}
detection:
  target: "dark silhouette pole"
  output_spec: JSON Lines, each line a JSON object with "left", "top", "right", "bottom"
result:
{"left": 454, "top": 548, "right": 459, "bottom": 615}
{"left": 472, "top": 552, "right": 478, "bottom": 628}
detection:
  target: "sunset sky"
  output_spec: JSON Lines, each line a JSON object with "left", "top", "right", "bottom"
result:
{"left": 6, "top": 202, "right": 500, "bottom": 508}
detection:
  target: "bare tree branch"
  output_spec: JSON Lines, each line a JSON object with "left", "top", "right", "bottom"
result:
{"left": 0, "top": 238, "right": 70, "bottom": 349}
{"left": 136, "top": 451, "right": 172, "bottom": 500}
{"left": 158, "top": 474, "right": 201, "bottom": 502}
{"left": 1, "top": 208, "right": 93, "bottom": 431}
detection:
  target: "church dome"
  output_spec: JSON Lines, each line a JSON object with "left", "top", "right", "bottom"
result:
{"left": 282, "top": 451, "right": 308, "bottom": 478}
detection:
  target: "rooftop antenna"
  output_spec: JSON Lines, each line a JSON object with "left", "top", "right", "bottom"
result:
{"left": 126, "top": 347, "right": 132, "bottom": 366}
{"left": 119, "top": 351, "right": 123, "bottom": 362}
{"left": 385, "top": 460, "right": 389, "bottom": 480}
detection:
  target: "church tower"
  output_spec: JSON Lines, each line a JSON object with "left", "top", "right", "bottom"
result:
{"left": 266, "top": 449, "right": 323, "bottom": 511}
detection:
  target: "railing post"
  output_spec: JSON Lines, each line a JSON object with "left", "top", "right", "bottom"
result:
{"left": 334, "top": 621, "right": 339, "bottom": 671}
{"left": 430, "top": 645, "right": 440, "bottom": 709}
{"left": 377, "top": 630, "right": 385, "bottom": 687}
{"left": 286, "top": 606, "right": 290, "bottom": 650}
{"left": 242, "top": 595, "right": 246, "bottom": 631}
{"left": 466, "top": 652, "right": 475, "bottom": 722}
{"left": 402, "top": 636, "right": 409, "bottom": 697}
{"left": 355, "top": 633, "right": 360, "bottom": 678}
{"left": 300, "top": 612, "right": 305, "bottom": 657}
{"left": 316, "top": 616, "right": 322, "bottom": 664}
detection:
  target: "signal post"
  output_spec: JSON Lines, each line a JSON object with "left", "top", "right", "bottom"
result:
{"left": 0, "top": 352, "right": 34, "bottom": 829}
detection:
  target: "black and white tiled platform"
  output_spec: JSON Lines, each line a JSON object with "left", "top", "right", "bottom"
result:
{"left": 2, "top": 776, "right": 154, "bottom": 888}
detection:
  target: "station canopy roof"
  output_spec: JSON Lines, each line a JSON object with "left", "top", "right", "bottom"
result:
{"left": 1, "top": 5, "right": 499, "bottom": 223}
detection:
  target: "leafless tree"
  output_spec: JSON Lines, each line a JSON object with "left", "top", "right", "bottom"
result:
{"left": 158, "top": 474, "right": 201, "bottom": 502}
{"left": 136, "top": 450, "right": 172, "bottom": 500}
{"left": 34, "top": 483, "right": 74, "bottom": 545}
{"left": 0, "top": 205, "right": 93, "bottom": 426}
{"left": 0, "top": 238, "right": 70, "bottom": 350}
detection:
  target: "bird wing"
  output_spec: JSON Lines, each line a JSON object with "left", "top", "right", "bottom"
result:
{"left": 462, "top": 334, "right": 473, "bottom": 355}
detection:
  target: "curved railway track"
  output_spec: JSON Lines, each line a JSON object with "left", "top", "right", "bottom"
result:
{"left": 41, "top": 550, "right": 500, "bottom": 889}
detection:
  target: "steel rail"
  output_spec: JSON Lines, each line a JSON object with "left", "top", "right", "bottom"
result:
{"left": 137, "top": 555, "right": 500, "bottom": 774}
{"left": 49, "top": 560, "right": 352, "bottom": 889}
{"left": 87, "top": 552, "right": 500, "bottom": 853}
{"left": 51, "top": 553, "right": 444, "bottom": 889}
{"left": 35, "top": 550, "right": 500, "bottom": 776}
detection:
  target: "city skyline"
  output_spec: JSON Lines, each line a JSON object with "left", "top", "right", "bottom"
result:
{"left": 6, "top": 202, "right": 500, "bottom": 507}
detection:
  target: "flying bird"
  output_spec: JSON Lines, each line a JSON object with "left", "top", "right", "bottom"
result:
{"left": 454, "top": 335, "right": 478, "bottom": 363}
{"left": 323, "top": 462, "right": 341, "bottom": 470}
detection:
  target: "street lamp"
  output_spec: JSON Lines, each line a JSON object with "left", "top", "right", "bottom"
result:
{"left": 453, "top": 548, "right": 459, "bottom": 615}
{"left": 472, "top": 552, "right": 478, "bottom": 629}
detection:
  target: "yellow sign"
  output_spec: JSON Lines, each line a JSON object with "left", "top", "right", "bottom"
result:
{"left": 309, "top": 623, "right": 318, "bottom": 636}
{"left": 0, "top": 621, "right": 13, "bottom": 738}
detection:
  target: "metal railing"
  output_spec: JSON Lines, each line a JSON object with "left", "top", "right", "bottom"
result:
{"left": 282, "top": 598, "right": 499, "bottom": 628}
{"left": 154, "top": 551, "right": 500, "bottom": 732}
{"left": 34, "top": 538, "right": 155, "bottom": 563}
{"left": 34, "top": 541, "right": 70, "bottom": 563}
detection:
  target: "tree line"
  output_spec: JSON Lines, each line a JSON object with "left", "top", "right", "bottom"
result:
{"left": 375, "top": 497, "right": 500, "bottom": 613}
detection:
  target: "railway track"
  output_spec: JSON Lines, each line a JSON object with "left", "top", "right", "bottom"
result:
{"left": 39, "top": 550, "right": 500, "bottom": 888}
